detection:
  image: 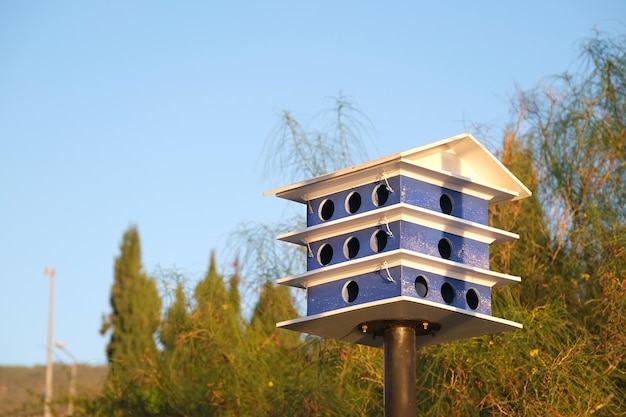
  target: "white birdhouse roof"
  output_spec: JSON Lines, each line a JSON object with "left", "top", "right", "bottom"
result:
{"left": 264, "top": 133, "right": 532, "bottom": 205}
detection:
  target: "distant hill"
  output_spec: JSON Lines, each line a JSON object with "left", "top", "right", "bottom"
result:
{"left": 0, "top": 364, "right": 107, "bottom": 416}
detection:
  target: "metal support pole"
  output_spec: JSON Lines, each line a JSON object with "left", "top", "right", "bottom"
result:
{"left": 68, "top": 360, "right": 77, "bottom": 416}
{"left": 383, "top": 323, "right": 416, "bottom": 417}
{"left": 44, "top": 268, "right": 55, "bottom": 417}
{"left": 56, "top": 341, "right": 77, "bottom": 416}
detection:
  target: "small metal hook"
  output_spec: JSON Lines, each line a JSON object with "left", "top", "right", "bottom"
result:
{"left": 381, "top": 171, "right": 394, "bottom": 193}
{"left": 381, "top": 216, "right": 394, "bottom": 237}
{"left": 381, "top": 261, "right": 395, "bottom": 283}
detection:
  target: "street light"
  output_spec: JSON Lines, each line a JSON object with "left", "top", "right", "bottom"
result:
{"left": 44, "top": 267, "right": 55, "bottom": 417}
{"left": 55, "top": 341, "right": 77, "bottom": 417}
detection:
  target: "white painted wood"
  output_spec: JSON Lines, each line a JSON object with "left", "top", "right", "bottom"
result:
{"left": 277, "top": 248, "right": 521, "bottom": 289}
{"left": 278, "top": 203, "right": 519, "bottom": 246}
{"left": 277, "top": 296, "right": 523, "bottom": 349}
{"left": 264, "top": 133, "right": 532, "bottom": 205}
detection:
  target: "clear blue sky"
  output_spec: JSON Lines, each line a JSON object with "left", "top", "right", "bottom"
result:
{"left": 1, "top": 1, "right": 622, "bottom": 366}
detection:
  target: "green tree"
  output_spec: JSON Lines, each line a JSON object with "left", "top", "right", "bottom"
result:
{"left": 100, "top": 226, "right": 162, "bottom": 364}
{"left": 227, "top": 258, "right": 242, "bottom": 319}
{"left": 517, "top": 32, "right": 626, "bottom": 302}
{"left": 158, "top": 252, "right": 244, "bottom": 417}
{"left": 489, "top": 130, "right": 555, "bottom": 306}
{"left": 242, "top": 281, "right": 301, "bottom": 415}
{"left": 191, "top": 251, "right": 242, "bottom": 351}
{"left": 98, "top": 225, "right": 162, "bottom": 415}
{"left": 158, "top": 281, "right": 192, "bottom": 410}
{"left": 160, "top": 283, "right": 192, "bottom": 355}
{"left": 192, "top": 252, "right": 243, "bottom": 415}
{"left": 513, "top": 31, "right": 626, "bottom": 413}
{"left": 248, "top": 280, "right": 299, "bottom": 344}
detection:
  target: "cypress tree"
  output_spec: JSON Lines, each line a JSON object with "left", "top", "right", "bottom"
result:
{"left": 227, "top": 258, "right": 242, "bottom": 321}
{"left": 99, "top": 225, "right": 162, "bottom": 415}
{"left": 244, "top": 281, "right": 301, "bottom": 415}
{"left": 158, "top": 282, "right": 194, "bottom": 416}
{"left": 160, "top": 283, "right": 192, "bottom": 354}
{"left": 192, "top": 251, "right": 242, "bottom": 356}
{"left": 161, "top": 252, "right": 243, "bottom": 417}
{"left": 248, "top": 280, "right": 299, "bottom": 345}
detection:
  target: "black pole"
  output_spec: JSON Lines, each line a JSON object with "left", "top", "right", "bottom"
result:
{"left": 383, "top": 323, "right": 417, "bottom": 417}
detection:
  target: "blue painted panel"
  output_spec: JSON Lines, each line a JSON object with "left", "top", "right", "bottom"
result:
{"left": 399, "top": 221, "right": 489, "bottom": 269}
{"left": 398, "top": 265, "right": 492, "bottom": 315}
{"left": 307, "top": 176, "right": 401, "bottom": 226}
{"left": 306, "top": 175, "right": 488, "bottom": 227}
{"left": 306, "top": 219, "right": 488, "bottom": 271}
{"left": 305, "top": 264, "right": 492, "bottom": 316}
{"left": 306, "top": 222, "right": 401, "bottom": 271}
{"left": 307, "top": 267, "right": 402, "bottom": 315}
{"left": 398, "top": 177, "right": 488, "bottom": 224}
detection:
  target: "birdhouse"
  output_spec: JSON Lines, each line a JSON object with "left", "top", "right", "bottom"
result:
{"left": 264, "top": 133, "right": 531, "bottom": 348}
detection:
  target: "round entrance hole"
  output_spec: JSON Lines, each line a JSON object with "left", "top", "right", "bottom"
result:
{"left": 342, "top": 280, "right": 359, "bottom": 303}
{"left": 466, "top": 288, "right": 480, "bottom": 310}
{"left": 343, "top": 237, "right": 360, "bottom": 259}
{"left": 414, "top": 275, "right": 429, "bottom": 298}
{"left": 439, "top": 193, "right": 454, "bottom": 215}
{"left": 346, "top": 192, "right": 362, "bottom": 214}
{"left": 319, "top": 199, "right": 335, "bottom": 221}
{"left": 317, "top": 243, "right": 334, "bottom": 266}
{"left": 370, "top": 230, "right": 388, "bottom": 253}
{"left": 372, "top": 184, "right": 390, "bottom": 207}
{"left": 441, "top": 282, "right": 455, "bottom": 304}
{"left": 438, "top": 238, "right": 453, "bottom": 259}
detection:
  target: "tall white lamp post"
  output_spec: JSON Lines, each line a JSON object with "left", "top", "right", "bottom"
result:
{"left": 55, "top": 341, "right": 77, "bottom": 417}
{"left": 44, "top": 267, "right": 55, "bottom": 417}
